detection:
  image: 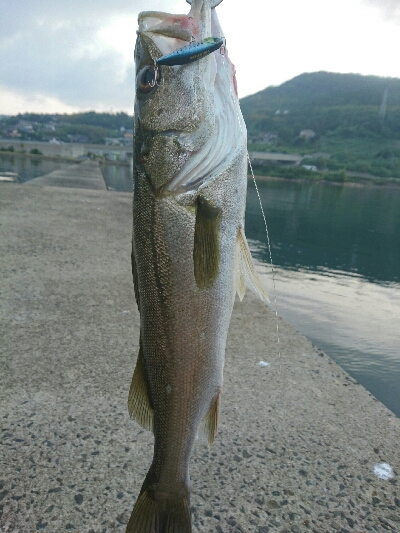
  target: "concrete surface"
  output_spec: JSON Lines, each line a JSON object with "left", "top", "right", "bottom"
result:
{"left": 0, "top": 140, "right": 86, "bottom": 159}
{"left": 27, "top": 160, "right": 106, "bottom": 190}
{"left": 1, "top": 183, "right": 399, "bottom": 533}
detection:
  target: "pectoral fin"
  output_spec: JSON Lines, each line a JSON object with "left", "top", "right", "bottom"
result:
{"left": 197, "top": 391, "right": 220, "bottom": 447}
{"left": 193, "top": 196, "right": 221, "bottom": 289}
{"left": 128, "top": 340, "right": 154, "bottom": 432}
{"left": 236, "top": 226, "right": 269, "bottom": 303}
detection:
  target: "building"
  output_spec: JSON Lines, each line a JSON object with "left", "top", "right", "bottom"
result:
{"left": 300, "top": 129, "right": 316, "bottom": 140}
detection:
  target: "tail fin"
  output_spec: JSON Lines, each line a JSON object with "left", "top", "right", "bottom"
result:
{"left": 126, "top": 489, "right": 192, "bottom": 533}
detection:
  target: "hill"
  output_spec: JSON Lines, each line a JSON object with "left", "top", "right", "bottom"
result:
{"left": 239, "top": 72, "right": 400, "bottom": 181}
{"left": 0, "top": 112, "right": 133, "bottom": 145}
{"left": 240, "top": 71, "right": 400, "bottom": 142}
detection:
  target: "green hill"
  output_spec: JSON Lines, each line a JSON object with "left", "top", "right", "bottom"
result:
{"left": 240, "top": 71, "right": 400, "bottom": 141}
{"left": 240, "top": 72, "right": 400, "bottom": 181}
{"left": 0, "top": 112, "right": 133, "bottom": 145}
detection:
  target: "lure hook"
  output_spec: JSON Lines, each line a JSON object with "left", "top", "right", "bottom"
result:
{"left": 148, "top": 63, "right": 161, "bottom": 88}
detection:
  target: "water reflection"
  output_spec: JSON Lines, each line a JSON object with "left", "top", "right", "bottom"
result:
{"left": 0, "top": 153, "right": 78, "bottom": 183}
{"left": 246, "top": 179, "right": 400, "bottom": 417}
{"left": 246, "top": 179, "right": 400, "bottom": 283}
{"left": 100, "top": 162, "right": 133, "bottom": 192}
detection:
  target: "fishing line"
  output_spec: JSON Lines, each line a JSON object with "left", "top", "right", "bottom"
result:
{"left": 225, "top": 60, "right": 395, "bottom": 477}
{"left": 220, "top": 51, "right": 288, "bottom": 457}
{"left": 220, "top": 51, "right": 397, "bottom": 490}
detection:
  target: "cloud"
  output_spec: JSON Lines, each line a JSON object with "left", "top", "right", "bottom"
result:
{"left": 0, "top": 86, "right": 82, "bottom": 115}
{"left": 362, "top": 0, "right": 400, "bottom": 22}
{"left": 0, "top": 0, "right": 183, "bottom": 113}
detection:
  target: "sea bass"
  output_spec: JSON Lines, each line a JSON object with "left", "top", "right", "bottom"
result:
{"left": 127, "top": 0, "right": 267, "bottom": 531}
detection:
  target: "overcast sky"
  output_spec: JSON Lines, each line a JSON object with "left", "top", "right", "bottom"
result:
{"left": 1, "top": 0, "right": 400, "bottom": 115}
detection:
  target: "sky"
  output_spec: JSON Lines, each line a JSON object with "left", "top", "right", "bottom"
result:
{"left": 1, "top": 0, "right": 400, "bottom": 115}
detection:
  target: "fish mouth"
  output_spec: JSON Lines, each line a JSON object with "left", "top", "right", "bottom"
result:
{"left": 137, "top": 0, "right": 245, "bottom": 196}
{"left": 138, "top": 0, "right": 217, "bottom": 57}
{"left": 138, "top": 12, "right": 193, "bottom": 44}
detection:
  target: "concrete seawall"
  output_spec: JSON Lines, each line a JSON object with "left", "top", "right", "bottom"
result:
{"left": 1, "top": 183, "right": 399, "bottom": 532}
{"left": 0, "top": 140, "right": 132, "bottom": 161}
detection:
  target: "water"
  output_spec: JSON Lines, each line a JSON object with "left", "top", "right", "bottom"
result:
{"left": 0, "top": 153, "right": 78, "bottom": 183}
{"left": 101, "top": 162, "right": 133, "bottom": 192}
{"left": 2, "top": 155, "right": 399, "bottom": 417}
{"left": 245, "top": 178, "right": 400, "bottom": 417}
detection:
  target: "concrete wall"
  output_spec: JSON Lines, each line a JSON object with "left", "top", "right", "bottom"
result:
{"left": 0, "top": 140, "right": 86, "bottom": 158}
{"left": 0, "top": 140, "right": 133, "bottom": 161}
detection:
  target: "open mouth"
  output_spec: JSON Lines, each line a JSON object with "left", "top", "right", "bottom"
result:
{"left": 138, "top": 11, "right": 194, "bottom": 51}
{"left": 138, "top": 12, "right": 193, "bottom": 43}
{"left": 138, "top": 0, "right": 215, "bottom": 58}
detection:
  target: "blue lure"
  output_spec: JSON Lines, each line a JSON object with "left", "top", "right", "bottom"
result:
{"left": 156, "top": 37, "right": 224, "bottom": 67}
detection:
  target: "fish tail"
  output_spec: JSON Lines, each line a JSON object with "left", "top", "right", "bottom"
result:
{"left": 126, "top": 487, "right": 192, "bottom": 533}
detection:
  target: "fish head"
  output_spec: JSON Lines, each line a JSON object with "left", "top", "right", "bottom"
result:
{"left": 134, "top": 0, "right": 246, "bottom": 195}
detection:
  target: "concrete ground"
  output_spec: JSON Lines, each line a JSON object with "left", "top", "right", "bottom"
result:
{"left": 1, "top": 182, "right": 399, "bottom": 533}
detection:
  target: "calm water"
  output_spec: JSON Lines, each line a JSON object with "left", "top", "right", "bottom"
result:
{"left": 0, "top": 153, "right": 78, "bottom": 183}
{"left": 101, "top": 162, "right": 133, "bottom": 192}
{"left": 246, "top": 179, "right": 400, "bottom": 417}
{"left": 2, "top": 155, "right": 399, "bottom": 417}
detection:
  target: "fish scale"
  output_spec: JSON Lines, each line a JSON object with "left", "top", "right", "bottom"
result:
{"left": 126, "top": 1, "right": 268, "bottom": 531}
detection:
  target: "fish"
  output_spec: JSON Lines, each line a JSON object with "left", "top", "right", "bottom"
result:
{"left": 127, "top": 0, "right": 268, "bottom": 531}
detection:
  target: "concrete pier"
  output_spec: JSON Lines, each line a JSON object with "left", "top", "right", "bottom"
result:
{"left": 1, "top": 183, "right": 399, "bottom": 532}
{"left": 27, "top": 159, "right": 106, "bottom": 190}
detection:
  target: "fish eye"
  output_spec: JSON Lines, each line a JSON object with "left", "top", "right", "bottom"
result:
{"left": 136, "top": 66, "right": 161, "bottom": 95}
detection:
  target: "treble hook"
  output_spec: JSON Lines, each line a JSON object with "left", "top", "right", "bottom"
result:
{"left": 148, "top": 62, "right": 161, "bottom": 88}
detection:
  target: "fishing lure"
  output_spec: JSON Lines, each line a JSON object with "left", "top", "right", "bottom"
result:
{"left": 156, "top": 36, "right": 225, "bottom": 66}
{"left": 143, "top": 37, "right": 225, "bottom": 89}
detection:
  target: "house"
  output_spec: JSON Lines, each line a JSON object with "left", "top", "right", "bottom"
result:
{"left": 300, "top": 129, "right": 316, "bottom": 140}
{"left": 16, "top": 120, "right": 34, "bottom": 133}
{"left": 253, "top": 132, "right": 278, "bottom": 145}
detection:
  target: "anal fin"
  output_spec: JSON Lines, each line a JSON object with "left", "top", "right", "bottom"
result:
{"left": 236, "top": 226, "right": 269, "bottom": 303}
{"left": 128, "top": 341, "right": 154, "bottom": 432}
{"left": 197, "top": 391, "right": 220, "bottom": 447}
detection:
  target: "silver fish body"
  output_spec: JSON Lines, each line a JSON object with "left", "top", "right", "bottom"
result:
{"left": 127, "top": 1, "right": 266, "bottom": 531}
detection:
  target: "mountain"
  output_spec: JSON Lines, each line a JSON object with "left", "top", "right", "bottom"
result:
{"left": 240, "top": 72, "right": 400, "bottom": 143}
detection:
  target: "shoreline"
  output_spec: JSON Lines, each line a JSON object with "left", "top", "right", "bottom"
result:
{"left": 2, "top": 148, "right": 400, "bottom": 186}
{"left": 249, "top": 172, "right": 400, "bottom": 188}
{"left": 0, "top": 149, "right": 81, "bottom": 164}
{"left": 1, "top": 183, "right": 399, "bottom": 532}
{"left": 0, "top": 149, "right": 131, "bottom": 167}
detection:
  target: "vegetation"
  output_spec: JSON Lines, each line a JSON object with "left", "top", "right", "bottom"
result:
{"left": 241, "top": 71, "right": 400, "bottom": 181}
{"left": 0, "top": 112, "right": 133, "bottom": 145}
